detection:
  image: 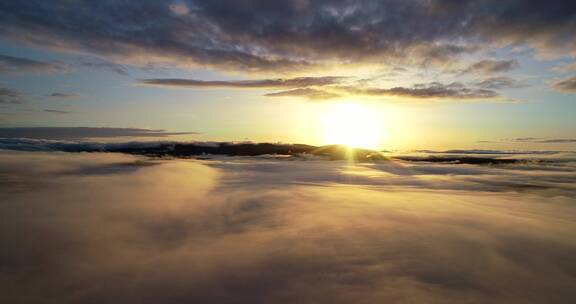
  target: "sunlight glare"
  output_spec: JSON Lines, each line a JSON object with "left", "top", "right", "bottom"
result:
{"left": 322, "top": 103, "right": 384, "bottom": 149}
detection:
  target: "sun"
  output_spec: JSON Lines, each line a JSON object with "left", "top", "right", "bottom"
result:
{"left": 321, "top": 103, "right": 383, "bottom": 150}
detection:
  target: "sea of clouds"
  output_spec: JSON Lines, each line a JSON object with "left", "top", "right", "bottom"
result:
{"left": 1, "top": 150, "right": 576, "bottom": 303}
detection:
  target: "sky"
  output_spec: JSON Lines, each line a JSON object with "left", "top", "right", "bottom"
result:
{"left": 1, "top": 0, "right": 575, "bottom": 150}
{"left": 1, "top": 3, "right": 576, "bottom": 302}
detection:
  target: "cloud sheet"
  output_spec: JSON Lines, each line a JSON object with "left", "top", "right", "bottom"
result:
{"left": 0, "top": 151, "right": 576, "bottom": 303}
{"left": 1, "top": 1, "right": 575, "bottom": 72}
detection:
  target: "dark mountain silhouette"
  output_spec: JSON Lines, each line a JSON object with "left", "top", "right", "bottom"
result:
{"left": 76, "top": 142, "right": 521, "bottom": 164}
{"left": 0, "top": 139, "right": 530, "bottom": 164}
{"left": 105, "top": 142, "right": 387, "bottom": 161}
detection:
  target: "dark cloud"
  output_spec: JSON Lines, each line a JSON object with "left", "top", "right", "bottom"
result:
{"left": 0, "top": 127, "right": 197, "bottom": 140}
{"left": 473, "top": 76, "right": 523, "bottom": 90}
{"left": 552, "top": 76, "right": 576, "bottom": 92}
{"left": 0, "top": 54, "right": 65, "bottom": 74}
{"left": 42, "top": 109, "right": 73, "bottom": 114}
{"left": 0, "top": 138, "right": 183, "bottom": 152}
{"left": 0, "top": 86, "right": 26, "bottom": 104}
{"left": 462, "top": 59, "right": 519, "bottom": 75}
{"left": 0, "top": 151, "right": 575, "bottom": 303}
{"left": 48, "top": 92, "right": 80, "bottom": 98}
{"left": 139, "top": 76, "right": 346, "bottom": 89}
{"left": 78, "top": 60, "right": 128, "bottom": 75}
{"left": 0, "top": 1, "right": 574, "bottom": 72}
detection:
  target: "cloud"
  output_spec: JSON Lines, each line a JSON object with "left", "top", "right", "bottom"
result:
{"left": 480, "top": 137, "right": 576, "bottom": 144}
{"left": 553, "top": 62, "right": 576, "bottom": 73}
{"left": 355, "top": 82, "right": 499, "bottom": 99}
{"left": 0, "top": 1, "right": 574, "bottom": 73}
{"left": 267, "top": 82, "right": 500, "bottom": 101}
{"left": 552, "top": 76, "right": 576, "bottom": 92}
{"left": 473, "top": 76, "right": 523, "bottom": 90}
{"left": 264, "top": 87, "right": 341, "bottom": 100}
{"left": 169, "top": 3, "right": 191, "bottom": 16}
{"left": 461, "top": 59, "right": 519, "bottom": 75}
{"left": 0, "top": 54, "right": 65, "bottom": 74}
{"left": 514, "top": 137, "right": 576, "bottom": 144}
{"left": 139, "top": 76, "right": 346, "bottom": 89}
{"left": 0, "top": 127, "right": 198, "bottom": 140}
{"left": 140, "top": 76, "right": 505, "bottom": 101}
{"left": 0, "top": 138, "right": 183, "bottom": 152}
{"left": 78, "top": 60, "right": 128, "bottom": 75}
{"left": 0, "top": 151, "right": 575, "bottom": 303}
{"left": 48, "top": 92, "right": 80, "bottom": 99}
{"left": 42, "top": 109, "right": 73, "bottom": 114}
{"left": 0, "top": 86, "right": 26, "bottom": 104}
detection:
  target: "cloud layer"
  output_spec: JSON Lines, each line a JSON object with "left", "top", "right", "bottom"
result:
{"left": 1, "top": 1, "right": 575, "bottom": 72}
{"left": 0, "top": 151, "right": 575, "bottom": 303}
{"left": 141, "top": 77, "right": 508, "bottom": 101}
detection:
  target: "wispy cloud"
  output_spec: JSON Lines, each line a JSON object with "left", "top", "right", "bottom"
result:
{"left": 267, "top": 82, "right": 501, "bottom": 101}
{"left": 472, "top": 76, "right": 524, "bottom": 90}
{"left": 461, "top": 59, "right": 519, "bottom": 75}
{"left": 514, "top": 137, "right": 576, "bottom": 144}
{"left": 480, "top": 137, "right": 576, "bottom": 144}
{"left": 0, "top": 86, "right": 26, "bottom": 104}
{"left": 78, "top": 60, "right": 128, "bottom": 75}
{"left": 553, "top": 62, "right": 576, "bottom": 73}
{"left": 0, "top": 54, "right": 65, "bottom": 74}
{"left": 147, "top": 76, "right": 507, "bottom": 101}
{"left": 0, "top": 127, "right": 198, "bottom": 140}
{"left": 48, "top": 92, "right": 80, "bottom": 99}
{"left": 42, "top": 109, "right": 73, "bottom": 114}
{"left": 265, "top": 88, "right": 341, "bottom": 100}
{"left": 347, "top": 82, "right": 499, "bottom": 99}
{"left": 138, "top": 77, "right": 347, "bottom": 89}
{"left": 552, "top": 76, "right": 576, "bottom": 93}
